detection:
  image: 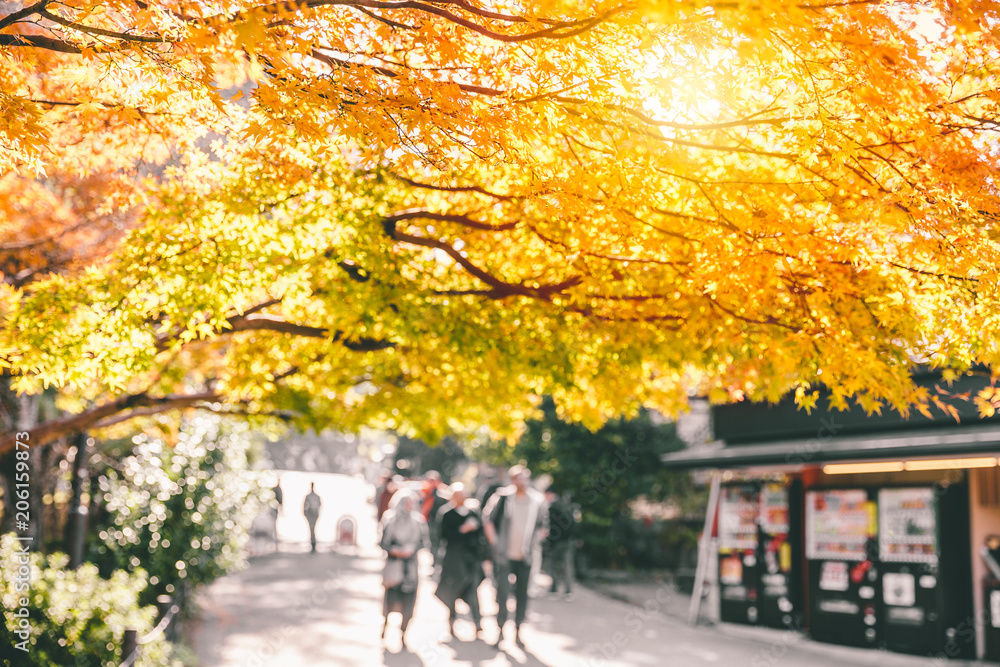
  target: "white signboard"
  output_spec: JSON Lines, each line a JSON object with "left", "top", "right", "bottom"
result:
{"left": 883, "top": 572, "right": 916, "bottom": 607}
{"left": 819, "top": 561, "right": 849, "bottom": 592}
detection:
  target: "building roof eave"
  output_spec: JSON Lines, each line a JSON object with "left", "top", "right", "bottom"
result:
{"left": 661, "top": 424, "right": 1000, "bottom": 470}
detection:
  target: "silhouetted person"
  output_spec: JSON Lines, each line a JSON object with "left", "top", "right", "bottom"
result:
{"left": 271, "top": 477, "right": 284, "bottom": 547}
{"left": 303, "top": 481, "right": 322, "bottom": 553}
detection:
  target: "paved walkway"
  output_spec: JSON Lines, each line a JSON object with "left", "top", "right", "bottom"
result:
{"left": 186, "top": 473, "right": 992, "bottom": 666}
{"left": 188, "top": 551, "right": 992, "bottom": 666}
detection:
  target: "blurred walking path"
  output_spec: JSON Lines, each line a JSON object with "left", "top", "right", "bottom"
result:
{"left": 188, "top": 474, "right": 984, "bottom": 667}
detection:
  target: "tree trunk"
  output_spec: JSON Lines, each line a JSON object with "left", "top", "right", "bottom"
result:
{"left": 65, "top": 431, "right": 91, "bottom": 568}
{"left": 0, "top": 374, "right": 17, "bottom": 535}
{"left": 0, "top": 391, "right": 45, "bottom": 549}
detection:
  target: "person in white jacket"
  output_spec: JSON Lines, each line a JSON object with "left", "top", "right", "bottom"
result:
{"left": 379, "top": 490, "right": 430, "bottom": 647}
{"left": 483, "top": 465, "right": 548, "bottom": 647}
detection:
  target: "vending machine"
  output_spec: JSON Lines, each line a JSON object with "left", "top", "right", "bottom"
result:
{"left": 878, "top": 485, "right": 974, "bottom": 658}
{"left": 758, "top": 482, "right": 799, "bottom": 629}
{"left": 806, "top": 489, "right": 880, "bottom": 648}
{"left": 983, "top": 535, "right": 1000, "bottom": 661}
{"left": 718, "top": 480, "right": 801, "bottom": 628}
{"left": 718, "top": 483, "right": 761, "bottom": 625}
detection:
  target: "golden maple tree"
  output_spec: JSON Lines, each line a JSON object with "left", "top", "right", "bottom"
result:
{"left": 3, "top": 0, "right": 1000, "bottom": 454}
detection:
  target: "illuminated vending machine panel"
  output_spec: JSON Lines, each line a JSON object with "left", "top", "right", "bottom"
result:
{"left": 718, "top": 483, "right": 761, "bottom": 625}
{"left": 758, "top": 483, "right": 797, "bottom": 629}
{"left": 877, "top": 486, "right": 972, "bottom": 657}
{"left": 806, "top": 489, "right": 880, "bottom": 648}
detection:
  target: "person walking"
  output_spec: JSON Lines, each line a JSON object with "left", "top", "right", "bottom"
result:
{"left": 379, "top": 490, "right": 430, "bottom": 648}
{"left": 420, "top": 470, "right": 450, "bottom": 567}
{"left": 377, "top": 475, "right": 402, "bottom": 523}
{"left": 483, "top": 465, "right": 548, "bottom": 647}
{"left": 303, "top": 481, "right": 322, "bottom": 553}
{"left": 476, "top": 466, "right": 506, "bottom": 512}
{"left": 435, "top": 483, "right": 490, "bottom": 640}
{"left": 271, "top": 477, "right": 284, "bottom": 548}
{"left": 544, "top": 486, "right": 577, "bottom": 600}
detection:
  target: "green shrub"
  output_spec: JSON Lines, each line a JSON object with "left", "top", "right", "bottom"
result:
{"left": 94, "top": 415, "right": 268, "bottom": 607}
{"left": 0, "top": 533, "right": 174, "bottom": 667}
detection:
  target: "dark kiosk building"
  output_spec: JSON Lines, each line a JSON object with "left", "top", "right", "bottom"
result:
{"left": 664, "top": 370, "right": 1000, "bottom": 662}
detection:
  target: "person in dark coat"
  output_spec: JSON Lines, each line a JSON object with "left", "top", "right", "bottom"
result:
{"left": 544, "top": 486, "right": 577, "bottom": 600}
{"left": 435, "top": 483, "right": 490, "bottom": 639}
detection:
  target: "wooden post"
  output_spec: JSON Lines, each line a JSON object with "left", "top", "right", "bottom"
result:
{"left": 122, "top": 629, "right": 138, "bottom": 665}
{"left": 66, "top": 433, "right": 91, "bottom": 569}
{"left": 688, "top": 472, "right": 721, "bottom": 626}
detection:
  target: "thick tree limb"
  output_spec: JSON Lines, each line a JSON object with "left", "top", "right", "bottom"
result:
{"left": 0, "top": 0, "right": 49, "bottom": 30}
{"left": 0, "top": 33, "right": 82, "bottom": 53}
{"left": 228, "top": 313, "right": 329, "bottom": 338}
{"left": 390, "top": 228, "right": 582, "bottom": 299}
{"left": 389, "top": 175, "right": 518, "bottom": 201}
{"left": 227, "top": 314, "right": 397, "bottom": 350}
{"left": 385, "top": 210, "right": 518, "bottom": 232}
{"left": 152, "top": 312, "right": 395, "bottom": 351}
{"left": 0, "top": 390, "right": 221, "bottom": 455}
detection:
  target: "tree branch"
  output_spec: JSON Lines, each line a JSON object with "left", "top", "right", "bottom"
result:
{"left": 0, "top": 33, "right": 82, "bottom": 53}
{"left": 310, "top": 46, "right": 505, "bottom": 97}
{"left": 0, "top": 391, "right": 221, "bottom": 455}
{"left": 228, "top": 313, "right": 329, "bottom": 338}
{"left": 390, "top": 174, "right": 518, "bottom": 201}
{"left": 153, "top": 312, "right": 396, "bottom": 351}
{"left": 561, "top": 107, "right": 799, "bottom": 161}
{"left": 551, "top": 95, "right": 793, "bottom": 132}
{"left": 0, "top": 0, "right": 49, "bottom": 30}
{"left": 224, "top": 0, "right": 621, "bottom": 43}
{"left": 228, "top": 314, "right": 397, "bottom": 350}
{"left": 390, "top": 228, "right": 581, "bottom": 299}
{"left": 386, "top": 209, "right": 518, "bottom": 232}
{"left": 38, "top": 8, "right": 170, "bottom": 43}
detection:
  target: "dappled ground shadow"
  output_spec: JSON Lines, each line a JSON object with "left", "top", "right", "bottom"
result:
{"left": 192, "top": 541, "right": 939, "bottom": 667}
{"left": 403, "top": 632, "right": 554, "bottom": 667}
{"left": 191, "top": 469, "right": 940, "bottom": 667}
{"left": 381, "top": 646, "right": 430, "bottom": 667}
{"left": 190, "top": 518, "right": 986, "bottom": 667}
{"left": 188, "top": 550, "right": 385, "bottom": 666}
